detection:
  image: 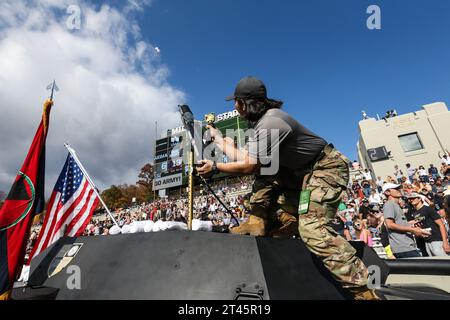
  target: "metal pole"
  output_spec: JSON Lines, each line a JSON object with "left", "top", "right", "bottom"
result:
{"left": 237, "top": 116, "right": 241, "bottom": 149}
{"left": 188, "top": 149, "right": 194, "bottom": 230}
{"left": 198, "top": 175, "right": 239, "bottom": 226}
{"left": 64, "top": 143, "right": 121, "bottom": 230}
{"left": 152, "top": 121, "right": 158, "bottom": 201}
{"left": 153, "top": 122, "right": 157, "bottom": 202}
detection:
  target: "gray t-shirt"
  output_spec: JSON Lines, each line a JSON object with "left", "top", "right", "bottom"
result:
{"left": 383, "top": 200, "right": 417, "bottom": 254}
{"left": 246, "top": 108, "right": 327, "bottom": 171}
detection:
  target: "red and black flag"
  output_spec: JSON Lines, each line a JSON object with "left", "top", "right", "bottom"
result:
{"left": 0, "top": 99, "right": 53, "bottom": 300}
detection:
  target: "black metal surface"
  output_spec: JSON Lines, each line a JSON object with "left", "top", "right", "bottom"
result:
{"left": 28, "top": 236, "right": 78, "bottom": 286}
{"left": 385, "top": 259, "right": 450, "bottom": 276}
{"left": 377, "top": 284, "right": 450, "bottom": 300}
{"left": 25, "top": 232, "right": 357, "bottom": 300}
{"left": 20, "top": 232, "right": 450, "bottom": 300}
{"left": 349, "top": 241, "right": 390, "bottom": 284}
{"left": 30, "top": 231, "right": 269, "bottom": 300}
{"left": 11, "top": 286, "right": 59, "bottom": 300}
{"left": 256, "top": 237, "right": 351, "bottom": 300}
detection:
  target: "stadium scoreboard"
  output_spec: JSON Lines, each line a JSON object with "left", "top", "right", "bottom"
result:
{"left": 153, "top": 132, "right": 187, "bottom": 190}
{"left": 367, "top": 146, "right": 390, "bottom": 162}
{"left": 153, "top": 110, "right": 248, "bottom": 191}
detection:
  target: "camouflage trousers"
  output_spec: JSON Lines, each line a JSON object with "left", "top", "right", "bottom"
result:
{"left": 248, "top": 146, "right": 368, "bottom": 289}
{"left": 299, "top": 145, "right": 368, "bottom": 288}
{"left": 248, "top": 168, "right": 302, "bottom": 224}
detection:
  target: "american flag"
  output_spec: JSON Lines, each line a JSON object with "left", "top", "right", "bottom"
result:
{"left": 29, "top": 153, "right": 99, "bottom": 261}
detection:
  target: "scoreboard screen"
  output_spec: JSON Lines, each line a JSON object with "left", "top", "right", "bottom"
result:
{"left": 153, "top": 109, "right": 249, "bottom": 190}
{"left": 153, "top": 132, "right": 187, "bottom": 180}
{"left": 367, "top": 146, "right": 389, "bottom": 162}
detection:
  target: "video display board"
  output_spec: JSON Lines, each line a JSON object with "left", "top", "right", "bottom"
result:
{"left": 153, "top": 132, "right": 188, "bottom": 190}
{"left": 153, "top": 109, "right": 249, "bottom": 191}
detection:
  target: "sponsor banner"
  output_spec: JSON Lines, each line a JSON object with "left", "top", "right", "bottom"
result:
{"left": 168, "top": 126, "right": 185, "bottom": 135}
{"left": 153, "top": 173, "right": 183, "bottom": 191}
{"left": 216, "top": 109, "right": 239, "bottom": 122}
{"left": 166, "top": 110, "right": 240, "bottom": 133}
{"left": 154, "top": 152, "right": 168, "bottom": 163}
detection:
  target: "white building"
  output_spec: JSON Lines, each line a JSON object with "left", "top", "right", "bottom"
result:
{"left": 357, "top": 102, "right": 450, "bottom": 180}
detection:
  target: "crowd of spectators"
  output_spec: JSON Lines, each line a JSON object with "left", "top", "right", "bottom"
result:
{"left": 343, "top": 158, "right": 450, "bottom": 258}
{"left": 28, "top": 158, "right": 450, "bottom": 260}
{"left": 80, "top": 176, "right": 252, "bottom": 236}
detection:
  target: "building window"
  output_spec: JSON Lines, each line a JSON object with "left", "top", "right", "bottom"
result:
{"left": 398, "top": 132, "right": 424, "bottom": 152}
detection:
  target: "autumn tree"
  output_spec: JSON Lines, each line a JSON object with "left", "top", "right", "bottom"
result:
{"left": 99, "top": 163, "right": 155, "bottom": 209}
{"left": 136, "top": 163, "right": 154, "bottom": 201}
{"left": 137, "top": 163, "right": 153, "bottom": 187}
{"left": 101, "top": 185, "right": 123, "bottom": 209}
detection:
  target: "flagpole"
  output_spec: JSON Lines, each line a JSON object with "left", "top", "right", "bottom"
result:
{"left": 63, "top": 143, "right": 121, "bottom": 230}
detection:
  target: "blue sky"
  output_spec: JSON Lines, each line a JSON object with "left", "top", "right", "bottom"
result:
{"left": 131, "top": 0, "right": 450, "bottom": 161}
{"left": 1, "top": 0, "right": 450, "bottom": 193}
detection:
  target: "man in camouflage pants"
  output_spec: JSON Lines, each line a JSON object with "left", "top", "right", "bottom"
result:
{"left": 298, "top": 145, "right": 371, "bottom": 296}
{"left": 197, "top": 76, "right": 377, "bottom": 300}
{"left": 243, "top": 146, "right": 372, "bottom": 298}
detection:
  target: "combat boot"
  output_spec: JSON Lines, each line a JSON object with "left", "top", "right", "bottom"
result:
{"left": 229, "top": 214, "right": 268, "bottom": 236}
{"left": 268, "top": 212, "right": 299, "bottom": 238}
{"left": 348, "top": 287, "right": 381, "bottom": 300}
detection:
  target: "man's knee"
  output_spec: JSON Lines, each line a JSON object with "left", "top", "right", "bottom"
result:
{"left": 249, "top": 190, "right": 272, "bottom": 217}
{"left": 250, "top": 203, "right": 271, "bottom": 219}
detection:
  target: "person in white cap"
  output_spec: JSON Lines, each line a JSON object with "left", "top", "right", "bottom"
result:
{"left": 382, "top": 183, "right": 430, "bottom": 258}
{"left": 406, "top": 192, "right": 450, "bottom": 256}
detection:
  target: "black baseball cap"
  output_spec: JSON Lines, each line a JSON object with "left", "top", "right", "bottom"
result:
{"left": 225, "top": 76, "right": 267, "bottom": 101}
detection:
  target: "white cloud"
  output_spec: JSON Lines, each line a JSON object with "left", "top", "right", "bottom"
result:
{"left": 0, "top": 0, "right": 184, "bottom": 194}
{"left": 124, "top": 0, "right": 153, "bottom": 13}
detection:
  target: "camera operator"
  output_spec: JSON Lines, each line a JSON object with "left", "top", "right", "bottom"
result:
{"left": 196, "top": 76, "right": 376, "bottom": 300}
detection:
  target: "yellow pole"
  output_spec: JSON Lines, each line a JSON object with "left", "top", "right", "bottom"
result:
{"left": 237, "top": 117, "right": 241, "bottom": 148}
{"left": 188, "top": 149, "right": 194, "bottom": 230}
